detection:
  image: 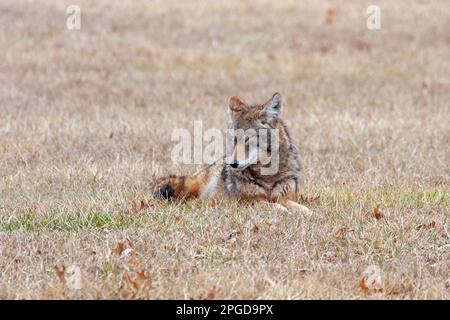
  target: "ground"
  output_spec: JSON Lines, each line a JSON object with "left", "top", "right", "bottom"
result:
{"left": 0, "top": 0, "right": 449, "bottom": 299}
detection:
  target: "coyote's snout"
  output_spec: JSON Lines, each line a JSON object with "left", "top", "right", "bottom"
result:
{"left": 154, "top": 93, "right": 310, "bottom": 214}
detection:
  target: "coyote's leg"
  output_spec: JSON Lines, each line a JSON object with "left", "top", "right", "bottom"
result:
{"left": 270, "top": 178, "right": 297, "bottom": 202}
{"left": 270, "top": 178, "right": 311, "bottom": 214}
{"left": 252, "top": 200, "right": 290, "bottom": 214}
{"left": 283, "top": 200, "right": 311, "bottom": 215}
{"left": 270, "top": 202, "right": 291, "bottom": 213}
{"left": 256, "top": 200, "right": 310, "bottom": 215}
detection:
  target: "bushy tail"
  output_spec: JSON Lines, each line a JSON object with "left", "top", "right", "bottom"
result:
{"left": 153, "top": 166, "right": 213, "bottom": 201}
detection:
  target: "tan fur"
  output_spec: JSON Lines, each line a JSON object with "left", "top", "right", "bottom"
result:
{"left": 154, "top": 93, "right": 310, "bottom": 214}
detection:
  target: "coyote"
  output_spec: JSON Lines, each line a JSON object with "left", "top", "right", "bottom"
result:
{"left": 153, "top": 93, "right": 310, "bottom": 214}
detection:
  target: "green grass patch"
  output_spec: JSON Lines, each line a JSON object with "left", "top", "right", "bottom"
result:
{"left": 1, "top": 210, "right": 147, "bottom": 232}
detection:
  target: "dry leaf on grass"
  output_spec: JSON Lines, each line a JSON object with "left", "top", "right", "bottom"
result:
{"left": 125, "top": 273, "right": 139, "bottom": 290}
{"left": 360, "top": 265, "right": 383, "bottom": 294}
{"left": 113, "top": 241, "right": 140, "bottom": 266}
{"left": 386, "top": 283, "right": 414, "bottom": 297}
{"left": 206, "top": 287, "right": 218, "bottom": 299}
{"left": 117, "top": 247, "right": 140, "bottom": 266}
{"left": 324, "top": 8, "right": 337, "bottom": 25}
{"left": 353, "top": 39, "right": 373, "bottom": 51}
{"left": 416, "top": 221, "right": 436, "bottom": 230}
{"left": 128, "top": 249, "right": 139, "bottom": 266}
{"left": 120, "top": 269, "right": 152, "bottom": 299}
{"left": 371, "top": 203, "right": 384, "bottom": 219}
{"left": 54, "top": 266, "right": 66, "bottom": 285}
{"left": 54, "top": 264, "right": 82, "bottom": 290}
{"left": 131, "top": 199, "right": 152, "bottom": 213}
{"left": 319, "top": 45, "right": 331, "bottom": 54}
{"left": 114, "top": 240, "right": 136, "bottom": 254}
{"left": 250, "top": 237, "right": 261, "bottom": 250}
{"left": 114, "top": 242, "right": 126, "bottom": 255}
{"left": 335, "top": 227, "right": 354, "bottom": 239}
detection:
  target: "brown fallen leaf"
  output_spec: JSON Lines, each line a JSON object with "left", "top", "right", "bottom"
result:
{"left": 120, "top": 269, "right": 151, "bottom": 299}
{"left": 136, "top": 269, "right": 151, "bottom": 288}
{"left": 54, "top": 265, "right": 66, "bottom": 285}
{"left": 386, "top": 283, "right": 414, "bottom": 297}
{"left": 120, "top": 274, "right": 137, "bottom": 299}
{"left": 114, "top": 242, "right": 126, "bottom": 255}
{"left": 416, "top": 221, "right": 436, "bottom": 230}
{"left": 125, "top": 273, "right": 139, "bottom": 290}
{"left": 131, "top": 199, "right": 152, "bottom": 213}
{"left": 298, "top": 269, "right": 312, "bottom": 276}
{"left": 140, "top": 200, "right": 149, "bottom": 210}
{"left": 206, "top": 287, "right": 218, "bottom": 299}
{"left": 131, "top": 200, "right": 138, "bottom": 213}
{"left": 251, "top": 239, "right": 261, "bottom": 250}
{"left": 128, "top": 249, "right": 139, "bottom": 266}
{"left": 353, "top": 39, "right": 373, "bottom": 51}
{"left": 319, "top": 45, "right": 331, "bottom": 54}
{"left": 119, "top": 288, "right": 135, "bottom": 300}
{"left": 371, "top": 203, "right": 384, "bottom": 219}
{"left": 54, "top": 264, "right": 82, "bottom": 290}
{"left": 360, "top": 265, "right": 383, "bottom": 294}
{"left": 324, "top": 8, "right": 337, "bottom": 25}
{"left": 335, "top": 227, "right": 354, "bottom": 238}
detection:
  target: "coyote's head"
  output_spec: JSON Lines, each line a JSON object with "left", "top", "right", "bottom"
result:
{"left": 226, "top": 92, "right": 283, "bottom": 172}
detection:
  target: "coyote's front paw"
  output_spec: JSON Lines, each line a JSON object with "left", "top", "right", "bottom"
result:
{"left": 272, "top": 203, "right": 291, "bottom": 214}
{"left": 253, "top": 201, "right": 290, "bottom": 214}
{"left": 284, "top": 201, "right": 312, "bottom": 215}
{"left": 270, "top": 180, "right": 296, "bottom": 202}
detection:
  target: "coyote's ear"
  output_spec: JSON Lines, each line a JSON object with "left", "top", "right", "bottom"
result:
{"left": 229, "top": 96, "right": 246, "bottom": 112}
{"left": 263, "top": 92, "right": 283, "bottom": 120}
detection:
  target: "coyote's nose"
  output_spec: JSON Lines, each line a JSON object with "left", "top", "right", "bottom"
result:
{"left": 230, "top": 161, "right": 239, "bottom": 168}
{"left": 154, "top": 183, "right": 174, "bottom": 200}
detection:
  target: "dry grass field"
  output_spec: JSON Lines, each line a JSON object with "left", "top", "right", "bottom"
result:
{"left": 0, "top": 0, "right": 449, "bottom": 299}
